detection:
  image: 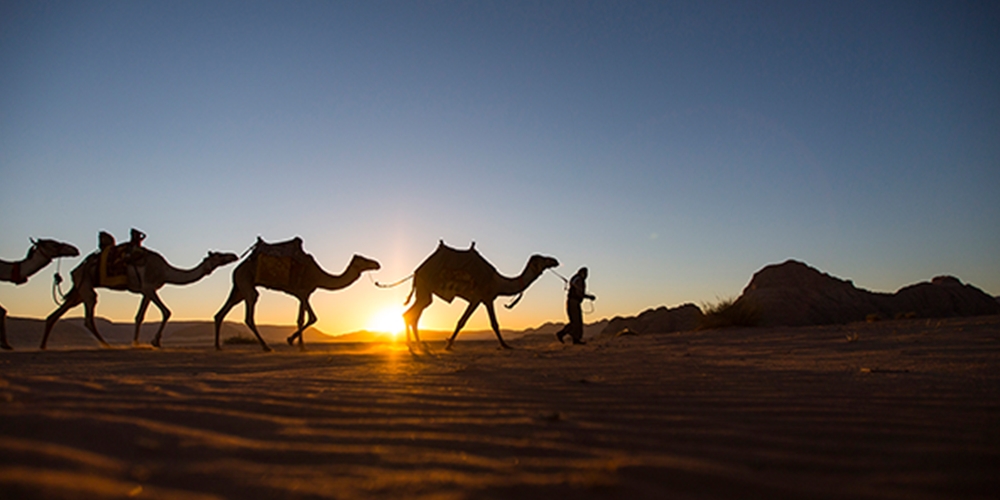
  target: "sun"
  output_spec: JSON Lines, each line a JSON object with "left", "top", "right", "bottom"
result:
{"left": 367, "top": 306, "right": 405, "bottom": 340}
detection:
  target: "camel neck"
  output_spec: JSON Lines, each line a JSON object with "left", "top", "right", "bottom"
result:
{"left": 162, "top": 259, "right": 213, "bottom": 285}
{"left": 316, "top": 262, "right": 364, "bottom": 291}
{"left": 496, "top": 261, "right": 541, "bottom": 296}
{"left": 0, "top": 248, "right": 51, "bottom": 283}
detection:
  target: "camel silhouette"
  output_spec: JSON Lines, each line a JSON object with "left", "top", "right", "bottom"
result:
{"left": 213, "top": 237, "right": 380, "bottom": 351}
{"left": 1, "top": 238, "right": 80, "bottom": 350}
{"left": 401, "top": 241, "right": 558, "bottom": 350}
{"left": 41, "top": 241, "right": 238, "bottom": 349}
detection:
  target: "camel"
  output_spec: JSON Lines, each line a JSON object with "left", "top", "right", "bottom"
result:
{"left": 41, "top": 242, "right": 238, "bottom": 349}
{"left": 213, "top": 237, "right": 381, "bottom": 351}
{"left": 1, "top": 238, "right": 80, "bottom": 350}
{"left": 401, "top": 241, "right": 559, "bottom": 350}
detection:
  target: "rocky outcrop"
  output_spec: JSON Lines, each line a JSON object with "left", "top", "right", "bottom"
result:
{"left": 600, "top": 303, "right": 703, "bottom": 335}
{"left": 733, "top": 260, "right": 1000, "bottom": 327}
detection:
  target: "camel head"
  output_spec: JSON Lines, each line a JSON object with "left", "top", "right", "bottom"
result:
{"left": 30, "top": 238, "right": 80, "bottom": 260}
{"left": 204, "top": 251, "right": 239, "bottom": 272}
{"left": 350, "top": 254, "right": 381, "bottom": 273}
{"left": 527, "top": 255, "right": 560, "bottom": 275}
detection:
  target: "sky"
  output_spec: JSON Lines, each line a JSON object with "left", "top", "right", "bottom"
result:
{"left": 2, "top": 0, "right": 998, "bottom": 337}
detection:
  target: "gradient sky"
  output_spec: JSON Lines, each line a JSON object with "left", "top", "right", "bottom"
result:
{"left": 2, "top": 1, "right": 998, "bottom": 337}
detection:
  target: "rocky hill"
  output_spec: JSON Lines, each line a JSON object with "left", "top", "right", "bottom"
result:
{"left": 733, "top": 260, "right": 1000, "bottom": 327}
{"left": 600, "top": 303, "right": 703, "bottom": 336}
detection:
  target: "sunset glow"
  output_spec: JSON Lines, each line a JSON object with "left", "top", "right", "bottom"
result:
{"left": 1, "top": 2, "right": 997, "bottom": 336}
{"left": 367, "top": 307, "right": 405, "bottom": 340}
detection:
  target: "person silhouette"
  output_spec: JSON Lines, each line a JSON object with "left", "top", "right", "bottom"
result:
{"left": 556, "top": 267, "right": 595, "bottom": 345}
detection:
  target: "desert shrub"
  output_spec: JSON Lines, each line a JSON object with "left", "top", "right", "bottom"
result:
{"left": 698, "top": 297, "right": 760, "bottom": 329}
{"left": 895, "top": 311, "right": 917, "bottom": 320}
{"left": 223, "top": 334, "right": 258, "bottom": 345}
{"left": 865, "top": 313, "right": 883, "bottom": 323}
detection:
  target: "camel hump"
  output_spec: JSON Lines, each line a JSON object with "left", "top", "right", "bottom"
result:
{"left": 253, "top": 236, "right": 307, "bottom": 259}
{"left": 415, "top": 241, "right": 495, "bottom": 302}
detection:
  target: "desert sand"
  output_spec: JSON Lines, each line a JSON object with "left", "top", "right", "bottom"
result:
{"left": 1, "top": 315, "right": 998, "bottom": 499}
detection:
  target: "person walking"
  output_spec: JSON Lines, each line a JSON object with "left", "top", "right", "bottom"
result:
{"left": 556, "top": 267, "right": 595, "bottom": 345}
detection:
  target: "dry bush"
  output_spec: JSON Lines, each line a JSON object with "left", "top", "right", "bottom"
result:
{"left": 223, "top": 334, "right": 258, "bottom": 345}
{"left": 699, "top": 297, "right": 760, "bottom": 329}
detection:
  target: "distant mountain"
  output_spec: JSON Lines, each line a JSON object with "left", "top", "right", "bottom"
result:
{"left": 733, "top": 260, "right": 1000, "bottom": 327}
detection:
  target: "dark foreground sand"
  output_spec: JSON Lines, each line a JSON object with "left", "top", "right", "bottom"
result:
{"left": 2, "top": 316, "right": 998, "bottom": 499}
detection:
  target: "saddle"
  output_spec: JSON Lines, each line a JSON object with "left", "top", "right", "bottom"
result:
{"left": 252, "top": 237, "right": 310, "bottom": 288}
{"left": 98, "top": 243, "right": 147, "bottom": 287}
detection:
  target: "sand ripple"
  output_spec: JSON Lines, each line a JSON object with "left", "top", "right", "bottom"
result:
{"left": 2, "top": 316, "right": 999, "bottom": 499}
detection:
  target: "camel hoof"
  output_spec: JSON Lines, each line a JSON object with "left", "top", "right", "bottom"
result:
{"left": 151, "top": 341, "right": 161, "bottom": 349}
{"left": 262, "top": 345, "right": 273, "bottom": 352}
{"left": 499, "top": 343, "right": 513, "bottom": 350}
{"left": 100, "top": 342, "right": 111, "bottom": 349}
{"left": 215, "top": 345, "right": 222, "bottom": 351}
{"left": 1, "top": 344, "right": 12, "bottom": 351}
{"left": 286, "top": 336, "right": 295, "bottom": 346}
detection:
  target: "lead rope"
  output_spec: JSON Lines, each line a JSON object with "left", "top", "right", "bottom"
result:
{"left": 51, "top": 257, "right": 67, "bottom": 304}
{"left": 373, "top": 273, "right": 413, "bottom": 288}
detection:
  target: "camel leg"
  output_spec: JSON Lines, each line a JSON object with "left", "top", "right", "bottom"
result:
{"left": 133, "top": 296, "right": 152, "bottom": 346}
{"left": 213, "top": 286, "right": 244, "bottom": 350}
{"left": 403, "top": 291, "right": 432, "bottom": 345}
{"left": 147, "top": 292, "right": 171, "bottom": 348}
{"left": 242, "top": 289, "right": 271, "bottom": 352}
{"left": 42, "top": 289, "right": 82, "bottom": 350}
{"left": 445, "top": 302, "right": 479, "bottom": 351}
{"left": 288, "top": 299, "right": 317, "bottom": 351}
{"left": 0, "top": 304, "right": 10, "bottom": 350}
{"left": 287, "top": 301, "right": 306, "bottom": 347}
{"left": 286, "top": 299, "right": 307, "bottom": 346}
{"left": 81, "top": 288, "right": 111, "bottom": 349}
{"left": 484, "top": 302, "right": 511, "bottom": 349}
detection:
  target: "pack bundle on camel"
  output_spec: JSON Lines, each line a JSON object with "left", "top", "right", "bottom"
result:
{"left": 42, "top": 233, "right": 238, "bottom": 349}
{"left": 1, "top": 238, "right": 80, "bottom": 350}
{"left": 213, "top": 237, "right": 381, "bottom": 351}
{"left": 388, "top": 241, "right": 559, "bottom": 350}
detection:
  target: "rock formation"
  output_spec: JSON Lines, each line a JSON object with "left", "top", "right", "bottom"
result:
{"left": 733, "top": 260, "right": 999, "bottom": 327}
{"left": 600, "top": 303, "right": 703, "bottom": 335}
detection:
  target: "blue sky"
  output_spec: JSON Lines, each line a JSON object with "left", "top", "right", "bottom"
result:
{"left": 2, "top": 1, "right": 998, "bottom": 336}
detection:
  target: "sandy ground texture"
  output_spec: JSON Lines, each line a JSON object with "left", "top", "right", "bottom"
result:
{"left": 1, "top": 316, "right": 998, "bottom": 499}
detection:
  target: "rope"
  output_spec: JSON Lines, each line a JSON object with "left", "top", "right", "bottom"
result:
{"left": 373, "top": 274, "right": 413, "bottom": 288}
{"left": 238, "top": 240, "right": 259, "bottom": 260}
{"left": 51, "top": 257, "right": 67, "bottom": 305}
{"left": 549, "top": 269, "right": 569, "bottom": 289}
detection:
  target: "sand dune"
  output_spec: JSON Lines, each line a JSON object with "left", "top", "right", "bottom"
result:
{"left": 2, "top": 315, "right": 998, "bottom": 499}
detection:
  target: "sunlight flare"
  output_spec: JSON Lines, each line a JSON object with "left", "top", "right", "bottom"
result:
{"left": 367, "top": 306, "right": 405, "bottom": 341}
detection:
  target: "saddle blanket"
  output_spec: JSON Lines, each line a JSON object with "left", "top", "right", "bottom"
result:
{"left": 256, "top": 254, "right": 304, "bottom": 288}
